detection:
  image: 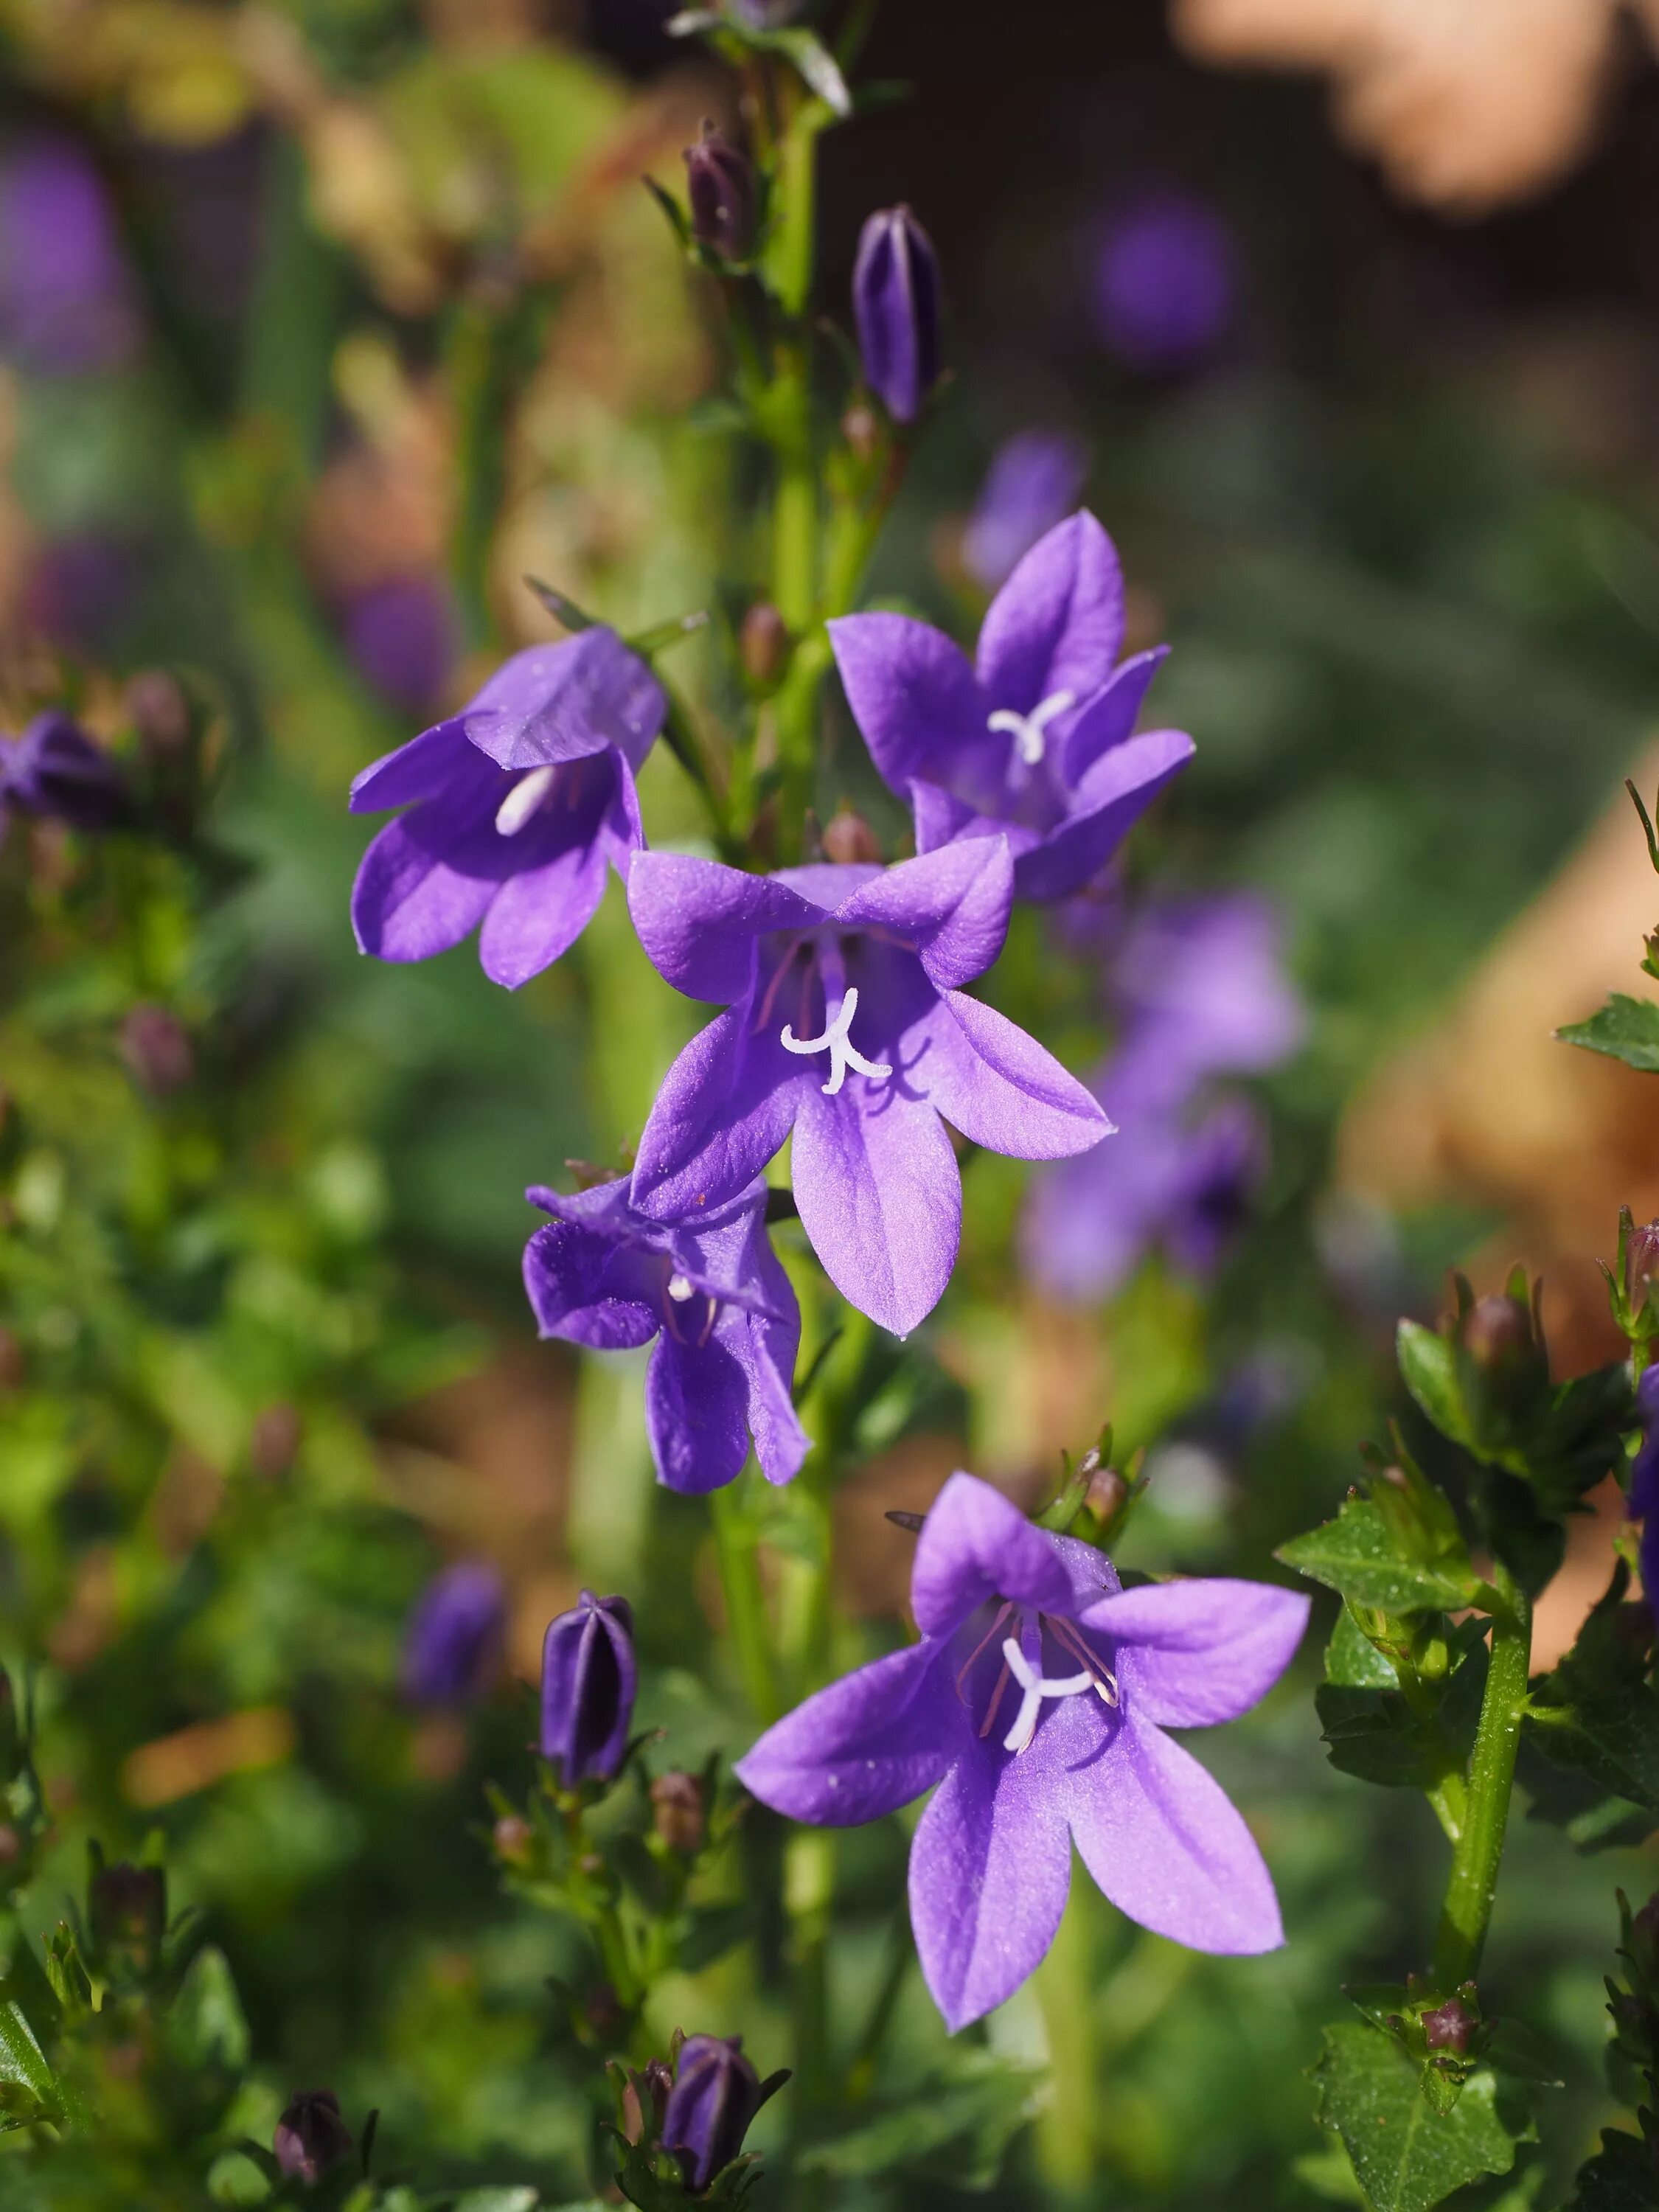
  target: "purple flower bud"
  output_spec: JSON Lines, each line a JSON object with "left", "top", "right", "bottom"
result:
{"left": 539, "top": 1591, "right": 636, "bottom": 1786}
{"left": 739, "top": 602, "right": 790, "bottom": 686}
{"left": 88, "top": 1859, "right": 166, "bottom": 1975}
{"left": 1422, "top": 1996, "right": 1477, "bottom": 2056}
{"left": 853, "top": 205, "right": 941, "bottom": 425}
{"left": 1630, "top": 1220, "right": 1659, "bottom": 1314}
{"left": 684, "top": 125, "right": 757, "bottom": 261}
{"left": 650, "top": 1770, "right": 706, "bottom": 1854}
{"left": 274, "top": 2090, "right": 354, "bottom": 2184}
{"left": 661, "top": 2035, "right": 785, "bottom": 2194}
{"left": 119, "top": 1005, "right": 194, "bottom": 1097}
{"left": 0, "top": 711, "right": 127, "bottom": 834}
{"left": 402, "top": 1562, "right": 507, "bottom": 1709}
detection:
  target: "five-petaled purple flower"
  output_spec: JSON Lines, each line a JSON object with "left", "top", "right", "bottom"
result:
{"left": 625, "top": 840, "right": 1109, "bottom": 1336}
{"left": 736, "top": 1472, "right": 1307, "bottom": 2030}
{"left": 524, "top": 1174, "right": 808, "bottom": 1494}
{"left": 830, "top": 512, "right": 1194, "bottom": 903}
{"left": 0, "top": 709, "right": 128, "bottom": 838}
{"left": 540, "top": 1590, "right": 638, "bottom": 1785}
{"left": 349, "top": 627, "right": 665, "bottom": 989}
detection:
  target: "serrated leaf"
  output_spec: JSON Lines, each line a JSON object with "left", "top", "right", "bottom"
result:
{"left": 1565, "top": 2129, "right": 1659, "bottom": 2210}
{"left": 1524, "top": 1683, "right": 1659, "bottom": 1812}
{"left": 1326, "top": 1606, "right": 1400, "bottom": 1689}
{"left": 1312, "top": 2023, "right": 1535, "bottom": 2212}
{"left": 1279, "top": 1498, "right": 1476, "bottom": 1615}
{"left": 1317, "top": 1686, "right": 1443, "bottom": 1790}
{"left": 1397, "top": 1322, "right": 1471, "bottom": 1446}
{"left": 1559, "top": 995, "right": 1659, "bottom": 1073}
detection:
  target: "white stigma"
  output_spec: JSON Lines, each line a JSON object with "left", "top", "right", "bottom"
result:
{"left": 987, "top": 689, "right": 1076, "bottom": 769}
{"left": 779, "top": 984, "right": 893, "bottom": 1096}
{"left": 495, "top": 764, "right": 557, "bottom": 836}
{"left": 999, "top": 1635, "right": 1095, "bottom": 1756}
{"left": 666, "top": 1273, "right": 695, "bottom": 1303}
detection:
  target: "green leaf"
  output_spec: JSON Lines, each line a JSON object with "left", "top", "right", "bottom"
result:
{"left": 797, "top": 2050, "right": 1046, "bottom": 2191}
{"left": 164, "top": 1944, "right": 250, "bottom": 2073}
{"left": 1559, "top": 995, "right": 1659, "bottom": 1073}
{"left": 1565, "top": 2129, "right": 1659, "bottom": 2210}
{"left": 1279, "top": 1498, "right": 1477, "bottom": 1615}
{"left": 0, "top": 1999, "right": 59, "bottom": 2129}
{"left": 1312, "top": 2023, "right": 1535, "bottom": 2212}
{"left": 765, "top": 28, "right": 852, "bottom": 114}
{"left": 1524, "top": 1684, "right": 1659, "bottom": 1812}
{"left": 1316, "top": 1686, "right": 1444, "bottom": 1790}
{"left": 449, "top": 2194, "right": 545, "bottom": 2211}
{"left": 1397, "top": 1322, "right": 1472, "bottom": 1446}
{"left": 1326, "top": 1605, "right": 1402, "bottom": 1689}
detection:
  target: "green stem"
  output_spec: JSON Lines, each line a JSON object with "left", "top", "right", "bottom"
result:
{"left": 709, "top": 1484, "right": 778, "bottom": 1725}
{"left": 1034, "top": 1895, "right": 1097, "bottom": 2194}
{"left": 1431, "top": 1568, "right": 1532, "bottom": 1989}
{"left": 784, "top": 1824, "right": 835, "bottom": 2205}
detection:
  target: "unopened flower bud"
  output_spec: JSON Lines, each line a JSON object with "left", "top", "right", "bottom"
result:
{"left": 119, "top": 1005, "right": 193, "bottom": 1096}
{"left": 1630, "top": 1220, "right": 1659, "bottom": 1315}
{"left": 621, "top": 2056, "right": 674, "bottom": 2145}
{"left": 739, "top": 603, "right": 790, "bottom": 686}
{"left": 540, "top": 1592, "right": 636, "bottom": 1787}
{"left": 1422, "top": 1995, "right": 1477, "bottom": 2056}
{"left": 585, "top": 1981, "right": 626, "bottom": 2040}
{"left": 1632, "top": 1893, "right": 1659, "bottom": 1978}
{"left": 493, "top": 1813, "right": 534, "bottom": 1866}
{"left": 661, "top": 2035, "right": 786, "bottom": 2193}
{"left": 651, "top": 1770, "right": 706, "bottom": 1855}
{"left": 0, "top": 1827, "right": 22, "bottom": 1869}
{"left": 274, "top": 2090, "right": 354, "bottom": 2184}
{"left": 853, "top": 206, "right": 942, "bottom": 425}
{"left": 0, "top": 712, "right": 128, "bottom": 835}
{"left": 88, "top": 1859, "right": 166, "bottom": 1975}
{"left": 684, "top": 124, "right": 757, "bottom": 260}
{"left": 821, "top": 810, "right": 881, "bottom": 866}
{"left": 1455, "top": 1287, "right": 1548, "bottom": 1441}
{"left": 402, "top": 1562, "right": 506, "bottom": 1708}
{"left": 125, "top": 669, "right": 191, "bottom": 762}
{"left": 841, "top": 403, "right": 882, "bottom": 465}
{"left": 1082, "top": 1461, "right": 1128, "bottom": 1526}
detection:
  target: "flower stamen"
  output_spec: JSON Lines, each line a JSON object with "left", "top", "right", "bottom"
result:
{"left": 780, "top": 984, "right": 893, "bottom": 1096}
{"left": 955, "top": 1600, "right": 1015, "bottom": 1703}
{"left": 1000, "top": 1635, "right": 1094, "bottom": 1756}
{"left": 987, "top": 689, "right": 1076, "bottom": 770}
{"left": 495, "top": 764, "right": 557, "bottom": 836}
{"left": 1046, "top": 1614, "right": 1120, "bottom": 1706}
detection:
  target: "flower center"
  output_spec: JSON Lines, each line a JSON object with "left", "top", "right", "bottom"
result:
{"left": 779, "top": 983, "right": 893, "bottom": 1097}
{"left": 495, "top": 764, "right": 557, "bottom": 836}
{"left": 986, "top": 689, "right": 1076, "bottom": 771}
{"left": 661, "top": 1268, "right": 717, "bottom": 1347}
{"left": 956, "top": 1602, "right": 1118, "bottom": 1755}
{"left": 666, "top": 1273, "right": 695, "bottom": 1302}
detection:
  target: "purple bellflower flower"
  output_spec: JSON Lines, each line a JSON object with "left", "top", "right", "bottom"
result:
{"left": 661, "top": 2035, "right": 788, "bottom": 2193}
{"left": 401, "top": 1562, "right": 507, "bottom": 1708}
{"left": 1091, "top": 189, "right": 1237, "bottom": 375}
{"left": 853, "top": 205, "right": 941, "bottom": 425}
{"left": 1109, "top": 894, "right": 1305, "bottom": 1105}
{"left": 524, "top": 1174, "right": 808, "bottom": 1494}
{"left": 625, "top": 840, "right": 1110, "bottom": 1337}
{"left": 1627, "top": 1365, "right": 1659, "bottom": 1623}
{"left": 961, "top": 429, "right": 1090, "bottom": 595}
{"left": 830, "top": 512, "right": 1194, "bottom": 903}
{"left": 0, "top": 139, "right": 138, "bottom": 375}
{"left": 0, "top": 710, "right": 128, "bottom": 837}
{"left": 540, "top": 1590, "right": 637, "bottom": 1786}
{"left": 737, "top": 1472, "right": 1307, "bottom": 2031}
{"left": 343, "top": 574, "right": 460, "bottom": 714}
{"left": 349, "top": 627, "right": 665, "bottom": 989}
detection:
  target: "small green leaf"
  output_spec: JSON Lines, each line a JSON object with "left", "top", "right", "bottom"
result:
{"left": 1524, "top": 1684, "right": 1659, "bottom": 1812}
{"left": 1397, "top": 1322, "right": 1471, "bottom": 1446}
{"left": 1559, "top": 995, "right": 1659, "bottom": 1073}
{"left": 1312, "top": 2023, "right": 1536, "bottom": 2212}
{"left": 1316, "top": 1686, "right": 1443, "bottom": 1791}
{"left": 1279, "top": 1498, "right": 1477, "bottom": 1615}
{"left": 1326, "top": 1606, "right": 1399, "bottom": 1690}
{"left": 765, "top": 28, "right": 852, "bottom": 114}
{"left": 164, "top": 1944, "right": 250, "bottom": 2073}
{"left": 0, "top": 1999, "right": 59, "bottom": 2128}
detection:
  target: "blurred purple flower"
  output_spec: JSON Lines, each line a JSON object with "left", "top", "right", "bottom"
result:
{"left": 27, "top": 536, "right": 134, "bottom": 654}
{"left": 402, "top": 1562, "right": 507, "bottom": 1708}
{"left": 737, "top": 1471, "right": 1307, "bottom": 2029}
{"left": 1628, "top": 1366, "right": 1659, "bottom": 1622}
{"left": 0, "top": 710, "right": 128, "bottom": 837}
{"left": 1111, "top": 894, "right": 1306, "bottom": 1106}
{"left": 1091, "top": 190, "right": 1237, "bottom": 375}
{"left": 343, "top": 575, "right": 460, "bottom": 714}
{"left": 961, "top": 431, "right": 1090, "bottom": 594}
{"left": 0, "top": 138, "right": 137, "bottom": 374}
{"left": 853, "top": 206, "right": 942, "bottom": 425}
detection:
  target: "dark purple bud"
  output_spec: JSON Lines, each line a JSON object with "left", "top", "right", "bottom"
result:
{"left": 402, "top": 1562, "right": 507, "bottom": 1709}
{"left": 852, "top": 206, "right": 941, "bottom": 425}
{"left": 621, "top": 2056, "right": 675, "bottom": 2145}
{"left": 684, "top": 124, "right": 757, "bottom": 261}
{"left": 1455, "top": 1289, "right": 1548, "bottom": 1439}
{"left": 539, "top": 1591, "right": 636, "bottom": 1785}
{"left": 1630, "top": 1220, "right": 1659, "bottom": 1314}
{"left": 661, "top": 2035, "right": 785, "bottom": 2193}
{"left": 739, "top": 602, "right": 789, "bottom": 686}
{"left": 125, "top": 669, "right": 191, "bottom": 762}
{"left": 650, "top": 1770, "right": 706, "bottom": 1855}
{"left": 119, "top": 1005, "right": 194, "bottom": 1096}
{"left": 88, "top": 1860, "right": 166, "bottom": 1975}
{"left": 274, "top": 2090, "right": 354, "bottom": 2183}
{"left": 1422, "top": 1997, "right": 1477, "bottom": 2056}
{"left": 0, "top": 711, "right": 127, "bottom": 833}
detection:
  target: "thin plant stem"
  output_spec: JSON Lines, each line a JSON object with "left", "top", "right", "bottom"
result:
{"left": 1431, "top": 1564, "right": 1533, "bottom": 1989}
{"left": 710, "top": 1483, "right": 779, "bottom": 1725}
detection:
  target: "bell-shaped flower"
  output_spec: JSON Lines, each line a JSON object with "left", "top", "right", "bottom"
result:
{"left": 830, "top": 512, "right": 1193, "bottom": 902}
{"left": 524, "top": 1175, "right": 808, "bottom": 1494}
{"left": 540, "top": 1590, "right": 637, "bottom": 1787}
{"left": 735, "top": 1471, "right": 1308, "bottom": 2031}
{"left": 349, "top": 627, "right": 665, "bottom": 989}
{"left": 625, "top": 841, "right": 1109, "bottom": 1337}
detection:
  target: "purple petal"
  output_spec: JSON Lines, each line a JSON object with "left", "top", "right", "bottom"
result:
{"left": 828, "top": 614, "right": 989, "bottom": 796}
{"left": 910, "top": 779, "right": 984, "bottom": 858}
{"left": 631, "top": 1009, "right": 809, "bottom": 1221}
{"left": 835, "top": 840, "right": 1013, "bottom": 992}
{"left": 919, "top": 992, "right": 1110, "bottom": 1158}
{"left": 629, "top": 852, "right": 825, "bottom": 1004}
{"left": 351, "top": 810, "right": 500, "bottom": 964}
{"left": 790, "top": 1079, "right": 960, "bottom": 1336}
{"left": 645, "top": 1328, "right": 752, "bottom": 1494}
{"left": 462, "top": 630, "right": 666, "bottom": 775}
{"left": 717, "top": 1212, "right": 810, "bottom": 1485}
{"left": 735, "top": 1641, "right": 957, "bottom": 1826}
{"left": 908, "top": 1748, "right": 1073, "bottom": 2031}
{"left": 975, "top": 512, "right": 1125, "bottom": 717}
{"left": 1080, "top": 1579, "right": 1309, "bottom": 1727}
{"left": 911, "top": 1471, "right": 1074, "bottom": 1638}
{"left": 1068, "top": 1715, "right": 1284, "bottom": 1954}
{"left": 523, "top": 1211, "right": 661, "bottom": 1352}
{"left": 349, "top": 723, "right": 481, "bottom": 814}
{"left": 1015, "top": 728, "right": 1196, "bottom": 904}
{"left": 1060, "top": 647, "right": 1170, "bottom": 787}
{"left": 478, "top": 816, "right": 611, "bottom": 989}
{"left": 1047, "top": 1530, "right": 1124, "bottom": 1612}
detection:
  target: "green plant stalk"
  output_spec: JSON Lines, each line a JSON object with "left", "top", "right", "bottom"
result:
{"left": 1431, "top": 1565, "right": 1532, "bottom": 1989}
{"left": 446, "top": 287, "right": 549, "bottom": 652}
{"left": 1034, "top": 1894, "right": 1098, "bottom": 2194}
{"left": 709, "top": 1485, "right": 779, "bottom": 1725}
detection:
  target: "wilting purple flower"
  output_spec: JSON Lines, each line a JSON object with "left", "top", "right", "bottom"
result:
{"left": 684, "top": 124, "right": 757, "bottom": 260}
{"left": 832, "top": 513, "right": 1193, "bottom": 903}
{"left": 0, "top": 139, "right": 137, "bottom": 375}
{"left": 661, "top": 2036, "right": 788, "bottom": 2193}
{"left": 274, "top": 2090, "right": 354, "bottom": 2184}
{"left": 737, "top": 1472, "right": 1307, "bottom": 2030}
{"left": 626, "top": 841, "right": 1108, "bottom": 1336}
{"left": 342, "top": 574, "right": 459, "bottom": 714}
{"left": 524, "top": 1175, "right": 808, "bottom": 1494}
{"left": 349, "top": 628, "right": 664, "bottom": 990}
{"left": 961, "top": 431, "right": 1090, "bottom": 594}
{"left": 0, "top": 711, "right": 128, "bottom": 836}
{"left": 540, "top": 1590, "right": 637, "bottom": 1785}
{"left": 853, "top": 206, "right": 941, "bottom": 425}
{"left": 402, "top": 1562, "right": 507, "bottom": 1707}
{"left": 1627, "top": 1366, "right": 1659, "bottom": 1620}
{"left": 1091, "top": 189, "right": 1237, "bottom": 374}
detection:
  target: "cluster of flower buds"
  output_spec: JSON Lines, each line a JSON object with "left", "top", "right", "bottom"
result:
{"left": 612, "top": 2031, "right": 789, "bottom": 2204}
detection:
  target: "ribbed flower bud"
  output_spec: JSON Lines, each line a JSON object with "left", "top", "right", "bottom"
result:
{"left": 539, "top": 1591, "right": 636, "bottom": 1787}
{"left": 739, "top": 603, "right": 789, "bottom": 687}
{"left": 1630, "top": 1219, "right": 1659, "bottom": 1315}
{"left": 401, "top": 1562, "right": 507, "bottom": 1708}
{"left": 852, "top": 206, "right": 942, "bottom": 425}
{"left": 684, "top": 124, "right": 757, "bottom": 261}
{"left": 1455, "top": 1287, "right": 1548, "bottom": 1441}
{"left": 88, "top": 1858, "right": 166, "bottom": 1977}
{"left": 274, "top": 2090, "right": 355, "bottom": 2184}
{"left": 650, "top": 1770, "right": 706, "bottom": 1855}
{"left": 661, "top": 2035, "right": 785, "bottom": 2193}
